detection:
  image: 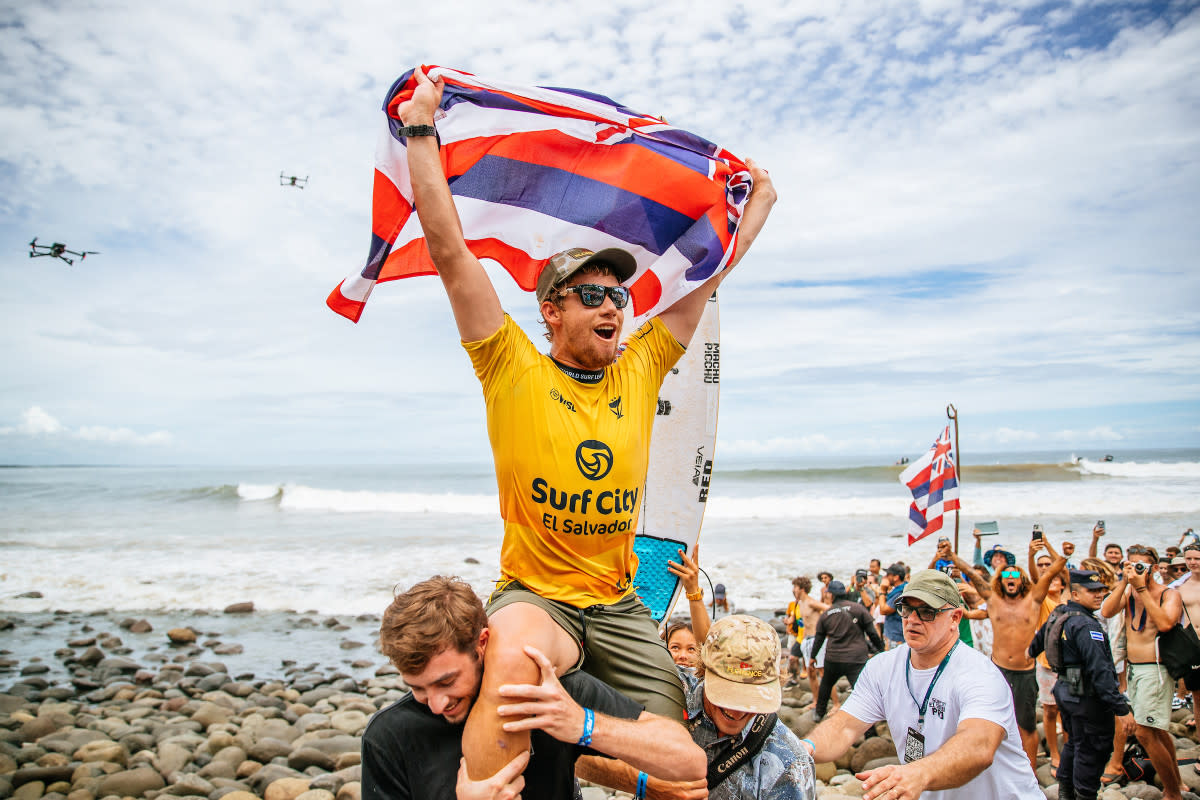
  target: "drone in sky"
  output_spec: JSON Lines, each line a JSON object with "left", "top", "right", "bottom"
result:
{"left": 280, "top": 172, "right": 309, "bottom": 189}
{"left": 29, "top": 238, "right": 99, "bottom": 266}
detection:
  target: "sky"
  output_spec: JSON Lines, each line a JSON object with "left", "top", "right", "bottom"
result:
{"left": 1, "top": 0, "right": 1198, "bottom": 466}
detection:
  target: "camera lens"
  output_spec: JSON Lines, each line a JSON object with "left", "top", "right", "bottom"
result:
{"left": 1134, "top": 562, "right": 1148, "bottom": 574}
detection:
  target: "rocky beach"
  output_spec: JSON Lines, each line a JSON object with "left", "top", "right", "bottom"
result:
{"left": 5, "top": 606, "right": 1200, "bottom": 800}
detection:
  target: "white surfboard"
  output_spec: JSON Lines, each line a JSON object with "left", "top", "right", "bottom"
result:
{"left": 633, "top": 292, "right": 720, "bottom": 622}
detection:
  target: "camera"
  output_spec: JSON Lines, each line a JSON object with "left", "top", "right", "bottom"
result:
{"left": 1133, "top": 562, "right": 1149, "bottom": 575}
{"left": 1032, "top": 524, "right": 1043, "bottom": 541}
{"left": 939, "top": 564, "right": 954, "bottom": 576}
{"left": 1098, "top": 520, "right": 1105, "bottom": 530}
{"left": 855, "top": 569, "right": 868, "bottom": 581}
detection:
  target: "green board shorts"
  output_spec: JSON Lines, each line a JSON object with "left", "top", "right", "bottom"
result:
{"left": 486, "top": 582, "right": 687, "bottom": 722}
{"left": 1127, "top": 662, "right": 1172, "bottom": 730}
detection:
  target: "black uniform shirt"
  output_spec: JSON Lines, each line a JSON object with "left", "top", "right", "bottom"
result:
{"left": 1029, "top": 599, "right": 1130, "bottom": 716}
{"left": 811, "top": 599, "right": 885, "bottom": 662}
{"left": 361, "top": 670, "right": 642, "bottom": 800}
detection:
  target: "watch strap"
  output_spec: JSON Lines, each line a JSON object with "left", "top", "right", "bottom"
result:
{"left": 398, "top": 124, "right": 438, "bottom": 138}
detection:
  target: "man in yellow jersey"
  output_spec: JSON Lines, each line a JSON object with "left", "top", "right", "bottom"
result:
{"left": 395, "top": 67, "right": 778, "bottom": 781}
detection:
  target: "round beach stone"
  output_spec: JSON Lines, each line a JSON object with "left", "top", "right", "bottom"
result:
{"left": 333, "top": 752, "right": 360, "bottom": 771}
{"left": 217, "top": 793, "right": 259, "bottom": 800}
{"left": 295, "top": 790, "right": 335, "bottom": 800}
{"left": 248, "top": 737, "right": 294, "bottom": 763}
{"left": 224, "top": 602, "right": 255, "bottom": 614}
{"left": 73, "top": 740, "right": 126, "bottom": 765}
{"left": 850, "top": 736, "right": 897, "bottom": 773}
{"left": 97, "top": 766, "right": 166, "bottom": 796}
{"left": 264, "top": 776, "right": 312, "bottom": 800}
{"left": 167, "top": 628, "right": 197, "bottom": 644}
{"left": 335, "top": 782, "right": 360, "bottom": 800}
{"left": 13, "top": 780, "right": 44, "bottom": 800}
{"left": 288, "top": 748, "right": 335, "bottom": 772}
{"left": 164, "top": 772, "right": 216, "bottom": 796}
{"left": 328, "top": 711, "right": 367, "bottom": 735}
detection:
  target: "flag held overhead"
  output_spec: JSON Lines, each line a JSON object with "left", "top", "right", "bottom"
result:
{"left": 327, "top": 65, "right": 753, "bottom": 324}
{"left": 900, "top": 425, "right": 961, "bottom": 546}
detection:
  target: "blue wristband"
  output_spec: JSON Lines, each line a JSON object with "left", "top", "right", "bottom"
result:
{"left": 577, "top": 707, "right": 595, "bottom": 747}
{"left": 635, "top": 770, "right": 648, "bottom": 799}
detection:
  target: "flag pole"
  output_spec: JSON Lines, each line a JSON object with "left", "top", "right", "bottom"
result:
{"left": 947, "top": 403, "right": 960, "bottom": 552}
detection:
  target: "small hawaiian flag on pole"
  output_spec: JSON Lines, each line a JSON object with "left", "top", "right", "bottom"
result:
{"left": 899, "top": 425, "right": 961, "bottom": 546}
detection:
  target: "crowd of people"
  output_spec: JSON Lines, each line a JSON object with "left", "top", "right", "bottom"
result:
{"left": 776, "top": 524, "right": 1198, "bottom": 800}
{"left": 351, "top": 66, "right": 1194, "bottom": 800}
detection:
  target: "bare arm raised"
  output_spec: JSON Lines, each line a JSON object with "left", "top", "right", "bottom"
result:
{"left": 656, "top": 160, "right": 776, "bottom": 345}
{"left": 397, "top": 68, "right": 504, "bottom": 343}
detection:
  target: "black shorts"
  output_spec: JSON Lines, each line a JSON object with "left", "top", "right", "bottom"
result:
{"left": 1185, "top": 664, "right": 1200, "bottom": 692}
{"left": 998, "top": 664, "right": 1038, "bottom": 731}
{"left": 790, "top": 640, "right": 804, "bottom": 658}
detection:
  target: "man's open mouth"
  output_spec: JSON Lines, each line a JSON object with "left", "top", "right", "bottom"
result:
{"left": 595, "top": 325, "right": 616, "bottom": 340}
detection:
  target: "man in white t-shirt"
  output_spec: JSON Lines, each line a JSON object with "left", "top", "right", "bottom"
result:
{"left": 801, "top": 570, "right": 1040, "bottom": 800}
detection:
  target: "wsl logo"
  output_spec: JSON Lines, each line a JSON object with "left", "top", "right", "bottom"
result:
{"left": 576, "top": 440, "right": 614, "bottom": 481}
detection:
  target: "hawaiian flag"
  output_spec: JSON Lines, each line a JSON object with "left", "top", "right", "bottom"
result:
{"left": 327, "top": 65, "right": 753, "bottom": 323}
{"left": 899, "top": 426, "right": 961, "bottom": 546}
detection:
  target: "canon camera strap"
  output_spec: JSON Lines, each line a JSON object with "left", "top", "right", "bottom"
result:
{"left": 688, "top": 711, "right": 778, "bottom": 790}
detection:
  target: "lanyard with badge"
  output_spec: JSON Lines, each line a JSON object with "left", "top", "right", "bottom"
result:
{"left": 902, "top": 641, "right": 958, "bottom": 762}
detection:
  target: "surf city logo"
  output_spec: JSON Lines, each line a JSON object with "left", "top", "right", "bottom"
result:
{"left": 531, "top": 440, "right": 638, "bottom": 537}
{"left": 576, "top": 440, "right": 614, "bottom": 480}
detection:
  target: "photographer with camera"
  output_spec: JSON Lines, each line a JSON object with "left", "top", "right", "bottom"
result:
{"left": 1099, "top": 544, "right": 1184, "bottom": 800}
{"left": 809, "top": 579, "right": 884, "bottom": 721}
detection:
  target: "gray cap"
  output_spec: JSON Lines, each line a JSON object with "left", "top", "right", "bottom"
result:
{"left": 899, "top": 569, "right": 966, "bottom": 609}
{"left": 535, "top": 247, "right": 637, "bottom": 303}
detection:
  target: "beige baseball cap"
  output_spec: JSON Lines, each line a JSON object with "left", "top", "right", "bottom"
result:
{"left": 534, "top": 247, "right": 637, "bottom": 304}
{"left": 900, "top": 569, "right": 966, "bottom": 610}
{"left": 700, "top": 615, "right": 781, "bottom": 714}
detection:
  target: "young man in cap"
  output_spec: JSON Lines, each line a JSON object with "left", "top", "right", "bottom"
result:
{"left": 1029, "top": 570, "right": 1136, "bottom": 800}
{"left": 395, "top": 68, "right": 777, "bottom": 780}
{"left": 809, "top": 579, "right": 884, "bottom": 721}
{"left": 805, "top": 570, "right": 1041, "bottom": 800}
{"left": 578, "top": 614, "right": 816, "bottom": 799}
{"left": 361, "top": 576, "right": 704, "bottom": 800}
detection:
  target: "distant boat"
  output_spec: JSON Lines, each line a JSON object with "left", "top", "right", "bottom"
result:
{"left": 1102, "top": 454, "right": 1114, "bottom": 462}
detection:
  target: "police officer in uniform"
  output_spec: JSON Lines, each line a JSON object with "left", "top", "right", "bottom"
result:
{"left": 1029, "top": 569, "right": 1136, "bottom": 800}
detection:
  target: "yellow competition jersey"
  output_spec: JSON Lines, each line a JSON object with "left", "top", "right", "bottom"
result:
{"left": 464, "top": 314, "right": 685, "bottom": 607}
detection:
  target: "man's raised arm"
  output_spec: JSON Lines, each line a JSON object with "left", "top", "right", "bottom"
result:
{"left": 397, "top": 68, "right": 504, "bottom": 343}
{"left": 657, "top": 160, "right": 776, "bottom": 346}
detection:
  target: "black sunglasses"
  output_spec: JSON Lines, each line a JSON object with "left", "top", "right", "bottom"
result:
{"left": 557, "top": 283, "right": 630, "bottom": 309}
{"left": 898, "top": 603, "right": 952, "bottom": 622}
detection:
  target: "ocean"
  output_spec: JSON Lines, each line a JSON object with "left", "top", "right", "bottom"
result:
{"left": 4, "top": 449, "right": 1198, "bottom": 617}
{"left": 2, "top": 449, "right": 1197, "bottom": 686}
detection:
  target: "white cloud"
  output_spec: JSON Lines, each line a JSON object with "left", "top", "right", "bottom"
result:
{"left": 1050, "top": 426, "right": 1125, "bottom": 443}
{"left": 0, "top": 407, "right": 171, "bottom": 447}
{"left": 0, "top": 1, "right": 1197, "bottom": 463}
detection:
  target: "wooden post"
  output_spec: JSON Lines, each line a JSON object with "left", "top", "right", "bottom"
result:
{"left": 947, "top": 404, "right": 960, "bottom": 553}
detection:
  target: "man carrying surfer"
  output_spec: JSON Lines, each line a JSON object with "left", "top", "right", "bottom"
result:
{"left": 395, "top": 67, "right": 777, "bottom": 780}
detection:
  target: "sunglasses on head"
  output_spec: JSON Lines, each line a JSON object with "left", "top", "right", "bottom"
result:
{"left": 556, "top": 283, "right": 630, "bottom": 309}
{"left": 897, "top": 603, "right": 951, "bottom": 622}
{"left": 1001, "top": 569, "right": 1021, "bottom": 579}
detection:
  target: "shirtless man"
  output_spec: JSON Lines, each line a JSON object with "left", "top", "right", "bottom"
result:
{"left": 1101, "top": 545, "right": 1185, "bottom": 799}
{"left": 788, "top": 576, "right": 831, "bottom": 710}
{"left": 950, "top": 536, "right": 1067, "bottom": 768}
{"left": 1178, "top": 544, "right": 1200, "bottom": 719}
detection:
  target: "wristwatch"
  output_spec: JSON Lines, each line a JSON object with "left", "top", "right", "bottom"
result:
{"left": 398, "top": 124, "right": 438, "bottom": 138}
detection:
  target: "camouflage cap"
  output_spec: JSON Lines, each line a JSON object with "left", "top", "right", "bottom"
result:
{"left": 700, "top": 614, "right": 781, "bottom": 714}
{"left": 534, "top": 247, "right": 638, "bottom": 304}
